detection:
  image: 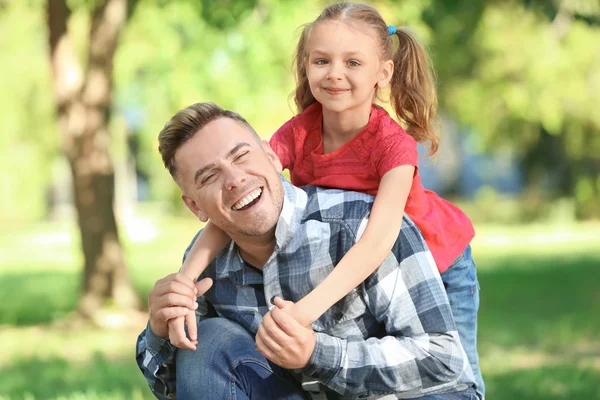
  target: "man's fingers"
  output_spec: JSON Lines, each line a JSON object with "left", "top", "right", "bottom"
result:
{"left": 157, "top": 277, "right": 197, "bottom": 299}
{"left": 195, "top": 277, "right": 213, "bottom": 297}
{"left": 256, "top": 326, "right": 277, "bottom": 361}
{"left": 270, "top": 307, "right": 301, "bottom": 337}
{"left": 186, "top": 310, "right": 198, "bottom": 341}
{"left": 156, "top": 272, "right": 195, "bottom": 288}
{"left": 168, "top": 317, "right": 197, "bottom": 350}
{"left": 156, "top": 292, "right": 198, "bottom": 310}
{"left": 261, "top": 312, "right": 289, "bottom": 345}
{"left": 155, "top": 306, "right": 190, "bottom": 322}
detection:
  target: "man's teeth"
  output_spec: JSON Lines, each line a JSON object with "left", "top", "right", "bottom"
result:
{"left": 232, "top": 188, "right": 262, "bottom": 210}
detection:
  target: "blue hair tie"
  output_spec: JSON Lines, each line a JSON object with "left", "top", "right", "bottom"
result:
{"left": 388, "top": 25, "right": 397, "bottom": 36}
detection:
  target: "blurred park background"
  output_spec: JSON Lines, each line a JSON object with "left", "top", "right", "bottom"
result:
{"left": 0, "top": 0, "right": 599, "bottom": 399}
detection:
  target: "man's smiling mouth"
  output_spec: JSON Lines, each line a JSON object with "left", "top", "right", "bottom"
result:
{"left": 231, "top": 187, "right": 263, "bottom": 211}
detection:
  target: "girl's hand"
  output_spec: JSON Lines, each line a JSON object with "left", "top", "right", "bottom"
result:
{"left": 271, "top": 296, "right": 313, "bottom": 327}
{"left": 168, "top": 312, "right": 198, "bottom": 350}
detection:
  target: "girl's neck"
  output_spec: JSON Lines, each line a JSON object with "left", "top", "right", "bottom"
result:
{"left": 321, "top": 103, "right": 372, "bottom": 153}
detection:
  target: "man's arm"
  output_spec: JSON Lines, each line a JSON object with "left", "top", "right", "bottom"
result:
{"left": 136, "top": 274, "right": 215, "bottom": 399}
{"left": 302, "top": 218, "right": 468, "bottom": 398}
{"left": 136, "top": 323, "right": 177, "bottom": 400}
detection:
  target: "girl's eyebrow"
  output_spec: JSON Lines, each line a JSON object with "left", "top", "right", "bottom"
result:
{"left": 309, "top": 49, "right": 329, "bottom": 56}
{"left": 309, "top": 49, "right": 365, "bottom": 57}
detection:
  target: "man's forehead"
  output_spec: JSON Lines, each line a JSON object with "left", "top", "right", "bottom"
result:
{"left": 177, "top": 117, "right": 258, "bottom": 174}
{"left": 185, "top": 118, "right": 254, "bottom": 151}
{"left": 203, "top": 117, "right": 257, "bottom": 140}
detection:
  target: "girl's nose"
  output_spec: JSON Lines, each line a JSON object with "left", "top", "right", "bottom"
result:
{"left": 326, "top": 63, "right": 343, "bottom": 80}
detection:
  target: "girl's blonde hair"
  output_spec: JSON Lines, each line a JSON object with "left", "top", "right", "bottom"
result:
{"left": 294, "top": 2, "right": 439, "bottom": 155}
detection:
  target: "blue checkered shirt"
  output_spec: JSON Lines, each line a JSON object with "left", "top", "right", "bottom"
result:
{"left": 136, "top": 179, "right": 474, "bottom": 399}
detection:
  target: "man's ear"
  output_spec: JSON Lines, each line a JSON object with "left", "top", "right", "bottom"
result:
{"left": 182, "top": 194, "right": 209, "bottom": 222}
{"left": 376, "top": 59, "right": 394, "bottom": 88}
{"left": 262, "top": 140, "right": 283, "bottom": 173}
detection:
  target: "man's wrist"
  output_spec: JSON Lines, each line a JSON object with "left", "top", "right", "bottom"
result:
{"left": 302, "top": 332, "right": 344, "bottom": 384}
{"left": 149, "top": 320, "right": 168, "bottom": 340}
{"left": 146, "top": 322, "right": 174, "bottom": 353}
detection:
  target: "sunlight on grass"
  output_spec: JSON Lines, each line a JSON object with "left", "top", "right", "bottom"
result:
{"left": 1, "top": 213, "right": 599, "bottom": 399}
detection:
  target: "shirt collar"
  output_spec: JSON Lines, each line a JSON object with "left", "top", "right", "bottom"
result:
{"left": 214, "top": 176, "right": 307, "bottom": 282}
{"left": 275, "top": 177, "right": 308, "bottom": 250}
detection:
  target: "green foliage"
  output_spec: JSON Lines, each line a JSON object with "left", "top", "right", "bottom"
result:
{"left": 0, "top": 0, "right": 599, "bottom": 219}
{"left": 197, "top": 0, "right": 258, "bottom": 30}
{"left": 0, "top": 1, "right": 57, "bottom": 221}
{"left": 426, "top": 0, "right": 600, "bottom": 217}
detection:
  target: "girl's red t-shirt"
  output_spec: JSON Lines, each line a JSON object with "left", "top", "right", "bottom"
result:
{"left": 269, "top": 103, "right": 474, "bottom": 272}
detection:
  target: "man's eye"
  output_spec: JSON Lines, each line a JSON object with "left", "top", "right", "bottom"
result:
{"left": 201, "top": 174, "right": 216, "bottom": 185}
{"left": 347, "top": 60, "right": 360, "bottom": 67}
{"left": 234, "top": 151, "right": 249, "bottom": 162}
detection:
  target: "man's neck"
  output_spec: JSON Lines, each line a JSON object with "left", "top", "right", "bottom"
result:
{"left": 230, "top": 231, "right": 277, "bottom": 270}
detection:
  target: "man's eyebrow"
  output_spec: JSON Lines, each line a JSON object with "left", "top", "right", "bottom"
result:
{"left": 194, "top": 163, "right": 216, "bottom": 185}
{"left": 227, "top": 142, "right": 251, "bottom": 159}
{"left": 193, "top": 142, "right": 251, "bottom": 184}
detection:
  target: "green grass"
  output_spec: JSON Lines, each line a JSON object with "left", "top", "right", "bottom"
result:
{"left": 0, "top": 213, "right": 599, "bottom": 399}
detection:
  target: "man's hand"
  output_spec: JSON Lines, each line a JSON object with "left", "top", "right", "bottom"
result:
{"left": 148, "top": 273, "right": 212, "bottom": 340}
{"left": 256, "top": 297, "right": 316, "bottom": 369}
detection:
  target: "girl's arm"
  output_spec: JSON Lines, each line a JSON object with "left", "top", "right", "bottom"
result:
{"left": 168, "top": 221, "right": 230, "bottom": 351}
{"left": 180, "top": 220, "right": 231, "bottom": 280}
{"left": 290, "top": 165, "right": 415, "bottom": 326}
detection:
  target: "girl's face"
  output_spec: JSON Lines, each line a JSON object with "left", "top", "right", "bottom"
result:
{"left": 305, "top": 20, "right": 393, "bottom": 116}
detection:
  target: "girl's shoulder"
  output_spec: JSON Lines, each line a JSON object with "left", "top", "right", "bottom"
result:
{"left": 370, "top": 105, "right": 416, "bottom": 144}
{"left": 297, "top": 102, "right": 323, "bottom": 123}
{"left": 286, "top": 103, "right": 322, "bottom": 135}
{"left": 271, "top": 103, "right": 322, "bottom": 147}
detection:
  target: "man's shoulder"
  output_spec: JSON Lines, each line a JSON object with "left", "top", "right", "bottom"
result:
{"left": 299, "top": 186, "right": 374, "bottom": 225}
{"left": 299, "top": 186, "right": 429, "bottom": 255}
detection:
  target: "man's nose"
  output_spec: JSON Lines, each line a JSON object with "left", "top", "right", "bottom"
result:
{"left": 224, "top": 167, "right": 246, "bottom": 191}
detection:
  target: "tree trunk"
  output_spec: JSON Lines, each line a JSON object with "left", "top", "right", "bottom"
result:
{"left": 47, "top": 0, "right": 140, "bottom": 318}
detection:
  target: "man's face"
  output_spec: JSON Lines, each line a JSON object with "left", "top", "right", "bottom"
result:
{"left": 175, "top": 117, "right": 284, "bottom": 239}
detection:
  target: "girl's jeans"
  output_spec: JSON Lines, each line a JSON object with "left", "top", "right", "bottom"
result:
{"left": 441, "top": 244, "right": 485, "bottom": 399}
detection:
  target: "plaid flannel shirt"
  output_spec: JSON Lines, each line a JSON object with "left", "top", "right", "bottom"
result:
{"left": 136, "top": 179, "right": 474, "bottom": 399}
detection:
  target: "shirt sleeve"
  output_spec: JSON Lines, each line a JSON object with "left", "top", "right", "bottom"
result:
{"left": 269, "top": 117, "right": 296, "bottom": 171}
{"left": 136, "top": 324, "right": 177, "bottom": 400}
{"left": 302, "top": 216, "right": 467, "bottom": 398}
{"left": 371, "top": 128, "right": 419, "bottom": 178}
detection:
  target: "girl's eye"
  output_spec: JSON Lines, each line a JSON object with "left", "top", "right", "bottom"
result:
{"left": 347, "top": 60, "right": 360, "bottom": 67}
{"left": 315, "top": 59, "right": 328, "bottom": 65}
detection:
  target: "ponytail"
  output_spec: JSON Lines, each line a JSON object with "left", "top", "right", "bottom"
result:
{"left": 389, "top": 28, "right": 439, "bottom": 156}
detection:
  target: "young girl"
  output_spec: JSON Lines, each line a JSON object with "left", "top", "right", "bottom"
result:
{"left": 171, "top": 2, "right": 484, "bottom": 397}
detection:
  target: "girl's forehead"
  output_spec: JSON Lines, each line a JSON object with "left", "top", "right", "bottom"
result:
{"left": 307, "top": 20, "right": 380, "bottom": 51}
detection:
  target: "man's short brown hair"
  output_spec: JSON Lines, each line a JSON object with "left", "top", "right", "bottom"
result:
{"left": 158, "top": 102, "right": 259, "bottom": 179}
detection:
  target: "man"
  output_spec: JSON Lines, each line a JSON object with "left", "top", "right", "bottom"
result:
{"left": 136, "top": 102, "right": 477, "bottom": 399}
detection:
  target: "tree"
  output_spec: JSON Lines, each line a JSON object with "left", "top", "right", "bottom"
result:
{"left": 47, "top": 0, "right": 140, "bottom": 318}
